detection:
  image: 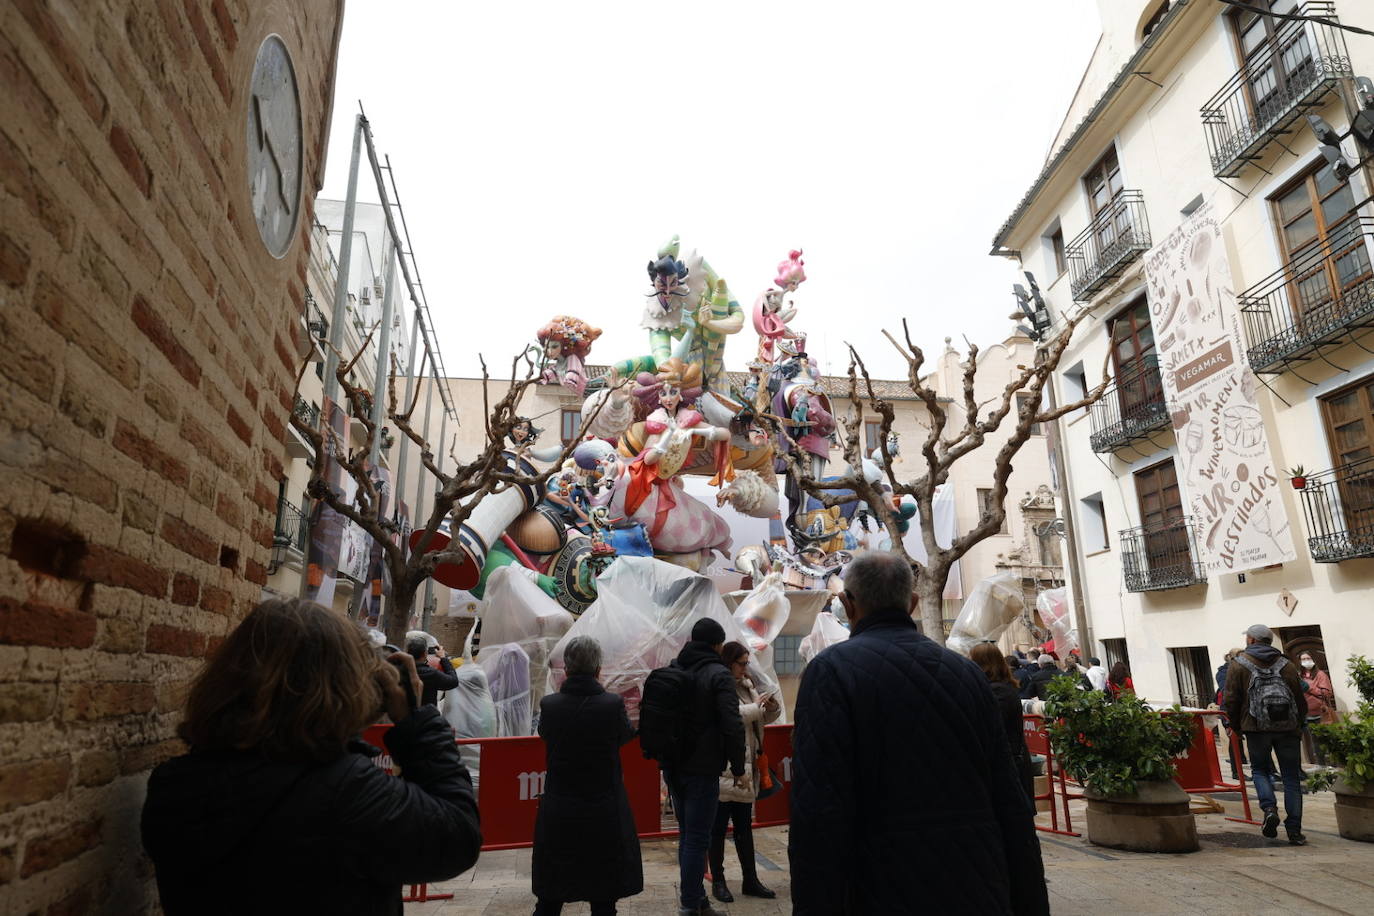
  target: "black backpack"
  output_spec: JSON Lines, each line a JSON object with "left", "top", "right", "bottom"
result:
{"left": 1236, "top": 655, "right": 1300, "bottom": 731}
{"left": 639, "top": 663, "right": 700, "bottom": 764}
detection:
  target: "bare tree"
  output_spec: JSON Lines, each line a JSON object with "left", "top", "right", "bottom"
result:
{"left": 288, "top": 331, "right": 607, "bottom": 643}
{"left": 781, "top": 311, "right": 1110, "bottom": 642}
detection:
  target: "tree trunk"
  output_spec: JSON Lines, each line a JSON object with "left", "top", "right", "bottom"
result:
{"left": 384, "top": 581, "right": 418, "bottom": 646}
{"left": 914, "top": 572, "right": 945, "bottom": 645}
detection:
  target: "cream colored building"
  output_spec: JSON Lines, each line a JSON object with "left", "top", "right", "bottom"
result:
{"left": 991, "top": 0, "right": 1374, "bottom": 710}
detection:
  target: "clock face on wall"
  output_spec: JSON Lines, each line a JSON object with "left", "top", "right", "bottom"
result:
{"left": 246, "top": 34, "right": 303, "bottom": 259}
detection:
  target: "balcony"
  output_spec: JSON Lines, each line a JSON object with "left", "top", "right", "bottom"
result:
{"left": 1200, "top": 3, "right": 1352, "bottom": 179}
{"left": 1089, "top": 357, "right": 1171, "bottom": 453}
{"left": 1298, "top": 457, "right": 1374, "bottom": 562}
{"left": 270, "top": 498, "right": 309, "bottom": 573}
{"left": 1120, "top": 516, "right": 1206, "bottom": 592}
{"left": 1239, "top": 217, "right": 1374, "bottom": 374}
{"left": 1067, "top": 192, "right": 1151, "bottom": 301}
{"left": 289, "top": 395, "right": 320, "bottom": 458}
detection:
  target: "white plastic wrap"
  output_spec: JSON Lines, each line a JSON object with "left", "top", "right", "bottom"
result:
{"left": 477, "top": 642, "right": 533, "bottom": 737}
{"left": 441, "top": 663, "right": 497, "bottom": 786}
{"left": 947, "top": 571, "right": 1025, "bottom": 657}
{"left": 732, "top": 571, "right": 789, "bottom": 653}
{"left": 1035, "top": 587, "right": 1078, "bottom": 656}
{"left": 547, "top": 556, "right": 780, "bottom": 723}
{"left": 799, "top": 611, "right": 850, "bottom": 665}
{"left": 479, "top": 566, "right": 575, "bottom": 715}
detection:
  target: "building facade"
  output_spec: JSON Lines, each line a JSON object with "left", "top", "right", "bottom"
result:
{"left": 992, "top": 0, "right": 1374, "bottom": 710}
{"left": 0, "top": 2, "right": 344, "bottom": 911}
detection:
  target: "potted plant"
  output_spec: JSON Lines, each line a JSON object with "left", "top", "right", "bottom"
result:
{"left": 1044, "top": 677, "right": 1199, "bottom": 852}
{"left": 1307, "top": 655, "right": 1374, "bottom": 842}
{"left": 1285, "top": 465, "right": 1307, "bottom": 489}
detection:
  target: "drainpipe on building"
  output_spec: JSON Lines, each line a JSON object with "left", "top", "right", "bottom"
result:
{"left": 1043, "top": 359, "right": 1095, "bottom": 657}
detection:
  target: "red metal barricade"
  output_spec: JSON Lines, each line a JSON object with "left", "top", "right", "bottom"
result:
{"left": 1022, "top": 715, "right": 1080, "bottom": 837}
{"left": 362, "top": 723, "right": 797, "bottom": 852}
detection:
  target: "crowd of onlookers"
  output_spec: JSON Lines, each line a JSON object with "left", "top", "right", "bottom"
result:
{"left": 137, "top": 554, "right": 1335, "bottom": 914}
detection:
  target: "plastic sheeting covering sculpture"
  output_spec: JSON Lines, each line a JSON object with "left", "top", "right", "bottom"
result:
{"left": 946, "top": 571, "right": 1025, "bottom": 657}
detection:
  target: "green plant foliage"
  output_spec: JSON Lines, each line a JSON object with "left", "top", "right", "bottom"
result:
{"left": 1042, "top": 675, "right": 1194, "bottom": 797}
{"left": 1309, "top": 655, "right": 1374, "bottom": 794}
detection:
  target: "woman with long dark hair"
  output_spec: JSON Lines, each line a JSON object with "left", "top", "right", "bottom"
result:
{"left": 709, "top": 641, "right": 781, "bottom": 903}
{"left": 970, "top": 643, "right": 1035, "bottom": 803}
{"left": 1106, "top": 661, "right": 1134, "bottom": 700}
{"left": 142, "top": 598, "right": 481, "bottom": 914}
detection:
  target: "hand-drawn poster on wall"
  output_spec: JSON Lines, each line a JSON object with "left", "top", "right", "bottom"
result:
{"left": 1143, "top": 202, "right": 1296, "bottom": 574}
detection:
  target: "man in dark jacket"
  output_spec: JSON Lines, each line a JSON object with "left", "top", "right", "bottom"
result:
{"left": 1224, "top": 623, "right": 1307, "bottom": 845}
{"left": 1019, "top": 656, "right": 1062, "bottom": 700}
{"left": 789, "top": 552, "right": 1048, "bottom": 915}
{"left": 407, "top": 634, "right": 461, "bottom": 707}
{"left": 665, "top": 618, "right": 746, "bottom": 916}
{"left": 532, "top": 635, "right": 642, "bottom": 914}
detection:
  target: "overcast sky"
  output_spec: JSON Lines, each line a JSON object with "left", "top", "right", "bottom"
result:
{"left": 321, "top": 1, "right": 1101, "bottom": 382}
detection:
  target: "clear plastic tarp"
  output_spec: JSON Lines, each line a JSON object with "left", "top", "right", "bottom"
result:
{"left": 478, "top": 566, "right": 575, "bottom": 718}
{"left": 441, "top": 662, "right": 497, "bottom": 787}
{"left": 547, "top": 556, "right": 780, "bottom": 723}
{"left": 947, "top": 571, "right": 1025, "bottom": 656}
{"left": 477, "top": 642, "right": 533, "bottom": 737}
{"left": 799, "top": 611, "right": 850, "bottom": 665}
{"left": 732, "top": 571, "right": 790, "bottom": 653}
{"left": 1036, "top": 587, "right": 1078, "bottom": 656}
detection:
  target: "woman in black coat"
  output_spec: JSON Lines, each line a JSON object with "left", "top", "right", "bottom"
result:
{"left": 532, "top": 636, "right": 643, "bottom": 915}
{"left": 971, "top": 643, "right": 1036, "bottom": 804}
{"left": 142, "top": 598, "right": 482, "bottom": 915}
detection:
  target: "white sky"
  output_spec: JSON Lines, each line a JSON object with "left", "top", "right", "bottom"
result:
{"left": 321, "top": 0, "right": 1101, "bottom": 383}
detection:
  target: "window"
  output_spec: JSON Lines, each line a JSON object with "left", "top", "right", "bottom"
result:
{"left": 1140, "top": 1, "right": 1170, "bottom": 40}
{"left": 1134, "top": 458, "right": 1189, "bottom": 573}
{"left": 1269, "top": 161, "right": 1369, "bottom": 330}
{"left": 864, "top": 420, "right": 883, "bottom": 456}
{"left": 1101, "top": 638, "right": 1131, "bottom": 675}
{"left": 773, "top": 635, "right": 804, "bottom": 675}
{"left": 1017, "top": 393, "right": 1043, "bottom": 435}
{"left": 1169, "top": 646, "right": 1213, "bottom": 709}
{"left": 1319, "top": 376, "right": 1374, "bottom": 537}
{"left": 1229, "top": 0, "right": 1319, "bottom": 129}
{"left": 1084, "top": 147, "right": 1128, "bottom": 254}
{"left": 1044, "top": 224, "right": 1067, "bottom": 277}
{"left": 560, "top": 409, "right": 581, "bottom": 446}
{"left": 1180, "top": 193, "right": 1204, "bottom": 217}
{"left": 977, "top": 488, "right": 1009, "bottom": 534}
{"left": 1079, "top": 492, "right": 1109, "bottom": 553}
{"left": 1108, "top": 298, "right": 1164, "bottom": 418}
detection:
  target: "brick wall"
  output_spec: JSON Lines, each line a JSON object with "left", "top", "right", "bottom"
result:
{"left": 0, "top": 1, "right": 343, "bottom": 910}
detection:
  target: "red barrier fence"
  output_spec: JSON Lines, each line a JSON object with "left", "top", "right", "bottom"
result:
{"left": 362, "top": 723, "right": 796, "bottom": 852}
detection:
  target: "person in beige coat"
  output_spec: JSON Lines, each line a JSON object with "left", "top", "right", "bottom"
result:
{"left": 708, "top": 641, "right": 782, "bottom": 903}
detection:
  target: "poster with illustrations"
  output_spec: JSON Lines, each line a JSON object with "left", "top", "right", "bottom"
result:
{"left": 1143, "top": 202, "right": 1296, "bottom": 574}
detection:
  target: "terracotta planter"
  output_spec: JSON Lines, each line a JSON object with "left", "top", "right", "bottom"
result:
{"left": 1291, "top": 477, "right": 1306, "bottom": 489}
{"left": 1084, "top": 779, "right": 1199, "bottom": 853}
{"left": 1334, "top": 776, "right": 1374, "bottom": 843}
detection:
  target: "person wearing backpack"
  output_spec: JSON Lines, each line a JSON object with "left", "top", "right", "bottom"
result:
{"left": 1223, "top": 624, "right": 1307, "bottom": 845}
{"left": 640, "top": 618, "right": 746, "bottom": 916}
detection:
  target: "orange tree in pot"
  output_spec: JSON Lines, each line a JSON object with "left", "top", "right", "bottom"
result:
{"left": 1308, "top": 655, "right": 1374, "bottom": 842}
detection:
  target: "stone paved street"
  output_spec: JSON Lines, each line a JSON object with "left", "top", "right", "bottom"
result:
{"left": 408, "top": 785, "right": 1374, "bottom": 915}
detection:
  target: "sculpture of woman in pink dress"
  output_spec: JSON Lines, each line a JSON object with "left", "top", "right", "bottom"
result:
{"left": 752, "top": 250, "right": 806, "bottom": 364}
{"left": 536, "top": 315, "right": 601, "bottom": 396}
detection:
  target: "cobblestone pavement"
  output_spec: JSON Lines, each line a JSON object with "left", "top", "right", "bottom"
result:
{"left": 410, "top": 786, "right": 1374, "bottom": 914}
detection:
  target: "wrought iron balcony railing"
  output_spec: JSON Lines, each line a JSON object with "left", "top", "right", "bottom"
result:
{"left": 1200, "top": 3, "right": 1352, "bottom": 179}
{"left": 1067, "top": 192, "right": 1151, "bottom": 301}
{"left": 1089, "top": 357, "right": 1170, "bottom": 453}
{"left": 1120, "top": 515, "right": 1207, "bottom": 593}
{"left": 273, "top": 498, "right": 308, "bottom": 555}
{"left": 1298, "top": 457, "right": 1374, "bottom": 563}
{"left": 292, "top": 394, "right": 320, "bottom": 431}
{"left": 1239, "top": 217, "right": 1374, "bottom": 374}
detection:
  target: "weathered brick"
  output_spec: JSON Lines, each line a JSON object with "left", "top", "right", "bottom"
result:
{"left": 32, "top": 272, "right": 140, "bottom": 389}
{"left": 210, "top": 0, "right": 238, "bottom": 50}
{"left": 0, "top": 307, "right": 57, "bottom": 400}
{"left": 0, "top": 757, "right": 71, "bottom": 814}
{"left": 0, "top": 844, "right": 13, "bottom": 884}
{"left": 0, "top": 681, "right": 58, "bottom": 722}
{"left": 20, "top": 817, "right": 101, "bottom": 878}
{"left": 62, "top": 682, "right": 156, "bottom": 721}
{"left": 181, "top": 0, "right": 230, "bottom": 102}
{"left": 161, "top": 515, "right": 217, "bottom": 564}
{"left": 0, "top": 597, "right": 97, "bottom": 649}
{"left": 118, "top": 738, "right": 182, "bottom": 775}
{"left": 143, "top": 375, "right": 180, "bottom": 423}
{"left": 78, "top": 231, "right": 132, "bottom": 307}
{"left": 199, "top": 584, "right": 230, "bottom": 615}
{"left": 144, "top": 623, "right": 206, "bottom": 657}
{"left": 170, "top": 572, "right": 199, "bottom": 606}
{"left": 0, "top": 228, "right": 30, "bottom": 288}
{"left": 245, "top": 557, "right": 267, "bottom": 587}
{"left": 215, "top": 491, "right": 243, "bottom": 530}
{"left": 76, "top": 544, "right": 169, "bottom": 598}
{"left": 113, "top": 418, "right": 189, "bottom": 487}
{"left": 76, "top": 751, "right": 118, "bottom": 788}
{"left": 57, "top": 376, "right": 107, "bottom": 437}
{"left": 121, "top": 492, "right": 159, "bottom": 534}
{"left": 46, "top": 887, "right": 93, "bottom": 916}
{"left": 226, "top": 404, "right": 252, "bottom": 446}
{"left": 96, "top": 615, "right": 143, "bottom": 654}
{"left": 156, "top": 678, "right": 190, "bottom": 714}
{"left": 261, "top": 401, "right": 285, "bottom": 444}
{"left": 189, "top": 471, "right": 215, "bottom": 509}
{"left": 39, "top": 449, "right": 120, "bottom": 513}
{"left": 131, "top": 294, "right": 201, "bottom": 387}
{"left": 252, "top": 481, "right": 276, "bottom": 513}
{"left": 13, "top": 0, "right": 108, "bottom": 124}
{"left": 108, "top": 123, "right": 152, "bottom": 198}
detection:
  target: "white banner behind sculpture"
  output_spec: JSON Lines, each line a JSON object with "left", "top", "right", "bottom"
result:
{"left": 1143, "top": 202, "right": 1296, "bottom": 574}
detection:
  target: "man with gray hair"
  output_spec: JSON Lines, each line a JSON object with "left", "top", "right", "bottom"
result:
{"left": 405, "top": 634, "right": 460, "bottom": 708}
{"left": 532, "top": 636, "right": 642, "bottom": 913}
{"left": 789, "top": 551, "right": 1048, "bottom": 914}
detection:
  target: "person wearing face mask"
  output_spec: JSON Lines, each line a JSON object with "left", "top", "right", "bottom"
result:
{"left": 1298, "top": 652, "right": 1335, "bottom": 767}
